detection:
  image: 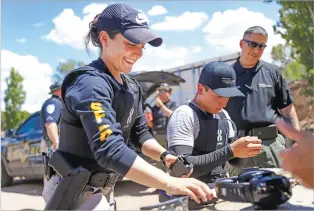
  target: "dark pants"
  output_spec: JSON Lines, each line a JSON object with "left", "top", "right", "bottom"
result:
{"left": 228, "top": 134, "right": 286, "bottom": 177}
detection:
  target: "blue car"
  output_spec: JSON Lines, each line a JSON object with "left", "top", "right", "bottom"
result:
{"left": 1, "top": 111, "right": 43, "bottom": 186}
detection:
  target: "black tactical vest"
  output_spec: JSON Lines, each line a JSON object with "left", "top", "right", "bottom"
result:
{"left": 59, "top": 66, "right": 142, "bottom": 172}
{"left": 40, "top": 95, "right": 62, "bottom": 146}
{"left": 188, "top": 102, "right": 231, "bottom": 182}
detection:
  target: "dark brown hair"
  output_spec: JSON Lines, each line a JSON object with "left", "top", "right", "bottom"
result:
{"left": 84, "top": 14, "right": 120, "bottom": 54}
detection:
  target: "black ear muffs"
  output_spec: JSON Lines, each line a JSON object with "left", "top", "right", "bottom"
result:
{"left": 215, "top": 169, "right": 292, "bottom": 209}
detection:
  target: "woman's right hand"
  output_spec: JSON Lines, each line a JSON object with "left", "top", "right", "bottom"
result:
{"left": 165, "top": 176, "right": 214, "bottom": 204}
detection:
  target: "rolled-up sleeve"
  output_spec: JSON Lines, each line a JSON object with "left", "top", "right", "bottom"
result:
{"left": 274, "top": 68, "right": 293, "bottom": 109}
{"left": 167, "top": 107, "right": 195, "bottom": 148}
{"left": 42, "top": 99, "right": 61, "bottom": 124}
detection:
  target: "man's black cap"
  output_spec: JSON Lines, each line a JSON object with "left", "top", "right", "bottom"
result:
{"left": 97, "top": 4, "right": 162, "bottom": 47}
{"left": 198, "top": 61, "right": 244, "bottom": 97}
{"left": 49, "top": 81, "right": 62, "bottom": 94}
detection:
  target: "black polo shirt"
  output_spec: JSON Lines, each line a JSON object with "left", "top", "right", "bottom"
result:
{"left": 225, "top": 58, "right": 293, "bottom": 130}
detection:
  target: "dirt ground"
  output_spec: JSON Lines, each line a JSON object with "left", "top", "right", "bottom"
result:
{"left": 1, "top": 175, "right": 314, "bottom": 210}
{"left": 0, "top": 178, "right": 160, "bottom": 210}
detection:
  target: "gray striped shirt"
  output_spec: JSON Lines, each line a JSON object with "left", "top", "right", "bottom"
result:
{"left": 167, "top": 103, "right": 235, "bottom": 148}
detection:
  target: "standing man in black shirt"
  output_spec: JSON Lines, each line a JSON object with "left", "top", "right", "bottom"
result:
{"left": 151, "top": 83, "right": 178, "bottom": 147}
{"left": 225, "top": 26, "right": 300, "bottom": 176}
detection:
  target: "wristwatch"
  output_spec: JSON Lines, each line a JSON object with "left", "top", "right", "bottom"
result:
{"left": 160, "top": 150, "right": 176, "bottom": 167}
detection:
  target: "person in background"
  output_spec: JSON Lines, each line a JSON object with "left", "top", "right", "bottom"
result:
{"left": 151, "top": 83, "right": 178, "bottom": 148}
{"left": 225, "top": 26, "right": 300, "bottom": 176}
{"left": 40, "top": 81, "right": 63, "bottom": 152}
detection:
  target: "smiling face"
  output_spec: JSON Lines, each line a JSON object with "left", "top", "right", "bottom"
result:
{"left": 240, "top": 33, "right": 268, "bottom": 67}
{"left": 100, "top": 32, "right": 145, "bottom": 74}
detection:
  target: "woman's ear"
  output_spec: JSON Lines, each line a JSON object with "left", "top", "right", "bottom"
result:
{"left": 99, "top": 31, "right": 108, "bottom": 47}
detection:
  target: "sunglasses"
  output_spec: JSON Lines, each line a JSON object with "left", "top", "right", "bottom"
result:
{"left": 243, "top": 39, "right": 267, "bottom": 50}
{"left": 158, "top": 89, "right": 168, "bottom": 93}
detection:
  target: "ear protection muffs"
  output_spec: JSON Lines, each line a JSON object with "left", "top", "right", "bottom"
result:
{"left": 215, "top": 169, "right": 292, "bottom": 209}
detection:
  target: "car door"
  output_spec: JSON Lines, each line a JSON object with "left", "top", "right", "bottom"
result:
{"left": 26, "top": 114, "right": 44, "bottom": 177}
{"left": 28, "top": 115, "right": 44, "bottom": 177}
{"left": 130, "top": 71, "right": 186, "bottom": 101}
{"left": 128, "top": 71, "right": 185, "bottom": 149}
{"left": 6, "top": 113, "right": 42, "bottom": 177}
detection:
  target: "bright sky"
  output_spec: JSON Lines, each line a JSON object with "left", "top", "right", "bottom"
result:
{"left": 1, "top": 0, "right": 284, "bottom": 113}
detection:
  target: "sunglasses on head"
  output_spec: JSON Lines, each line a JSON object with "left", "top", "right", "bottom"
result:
{"left": 243, "top": 39, "right": 267, "bottom": 50}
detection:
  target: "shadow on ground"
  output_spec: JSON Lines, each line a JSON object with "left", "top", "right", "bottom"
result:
{"left": 115, "top": 179, "right": 159, "bottom": 197}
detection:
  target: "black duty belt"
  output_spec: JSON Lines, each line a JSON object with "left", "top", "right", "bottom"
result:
{"left": 238, "top": 124, "right": 278, "bottom": 140}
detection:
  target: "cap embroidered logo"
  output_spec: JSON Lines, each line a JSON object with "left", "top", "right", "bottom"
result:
{"left": 222, "top": 78, "right": 235, "bottom": 85}
{"left": 136, "top": 12, "right": 147, "bottom": 24}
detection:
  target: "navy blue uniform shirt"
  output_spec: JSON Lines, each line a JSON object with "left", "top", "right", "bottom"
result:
{"left": 61, "top": 58, "right": 153, "bottom": 176}
{"left": 41, "top": 96, "right": 62, "bottom": 124}
{"left": 40, "top": 95, "right": 62, "bottom": 143}
{"left": 225, "top": 58, "right": 293, "bottom": 130}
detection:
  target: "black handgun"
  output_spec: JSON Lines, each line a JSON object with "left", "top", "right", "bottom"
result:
{"left": 169, "top": 155, "right": 193, "bottom": 177}
{"left": 42, "top": 147, "right": 55, "bottom": 180}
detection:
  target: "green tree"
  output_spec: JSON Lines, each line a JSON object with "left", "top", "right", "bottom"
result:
{"left": 1, "top": 111, "right": 7, "bottom": 131}
{"left": 265, "top": 1, "right": 314, "bottom": 80}
{"left": 53, "top": 59, "right": 85, "bottom": 82}
{"left": 271, "top": 44, "right": 306, "bottom": 81}
{"left": 1, "top": 110, "right": 30, "bottom": 131}
{"left": 3, "top": 68, "right": 27, "bottom": 129}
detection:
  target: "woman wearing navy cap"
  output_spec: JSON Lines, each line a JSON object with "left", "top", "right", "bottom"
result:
{"left": 42, "top": 3, "right": 213, "bottom": 210}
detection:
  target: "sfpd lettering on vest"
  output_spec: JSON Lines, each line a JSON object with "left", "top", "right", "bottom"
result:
{"left": 90, "top": 102, "right": 113, "bottom": 142}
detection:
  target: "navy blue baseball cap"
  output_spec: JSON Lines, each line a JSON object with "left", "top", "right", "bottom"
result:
{"left": 96, "top": 4, "right": 162, "bottom": 47}
{"left": 198, "top": 61, "right": 244, "bottom": 97}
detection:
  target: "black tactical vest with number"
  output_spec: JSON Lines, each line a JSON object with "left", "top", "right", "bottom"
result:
{"left": 188, "top": 102, "right": 232, "bottom": 181}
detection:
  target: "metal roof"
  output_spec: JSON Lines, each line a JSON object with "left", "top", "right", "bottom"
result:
{"left": 162, "top": 52, "right": 240, "bottom": 73}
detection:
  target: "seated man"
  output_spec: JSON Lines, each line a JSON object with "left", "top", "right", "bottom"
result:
{"left": 166, "top": 61, "right": 263, "bottom": 184}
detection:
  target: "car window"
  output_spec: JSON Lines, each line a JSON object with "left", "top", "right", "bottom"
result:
{"left": 16, "top": 115, "right": 41, "bottom": 136}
